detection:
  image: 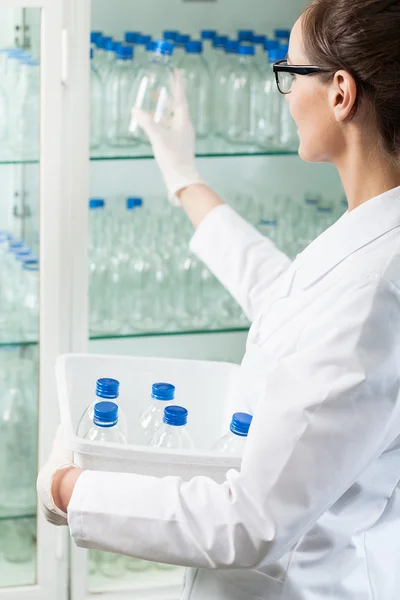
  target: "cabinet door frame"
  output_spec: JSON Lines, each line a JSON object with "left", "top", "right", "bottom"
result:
{"left": 0, "top": 0, "right": 70, "bottom": 598}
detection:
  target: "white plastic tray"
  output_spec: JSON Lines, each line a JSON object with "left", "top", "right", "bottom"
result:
{"left": 56, "top": 353, "right": 242, "bottom": 483}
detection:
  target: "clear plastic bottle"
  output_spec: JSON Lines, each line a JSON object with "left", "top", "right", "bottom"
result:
{"left": 128, "top": 40, "right": 174, "bottom": 144}
{"left": 225, "top": 45, "right": 261, "bottom": 145}
{"left": 133, "top": 382, "right": 176, "bottom": 444}
{"left": 257, "top": 48, "right": 283, "bottom": 150}
{"left": 209, "top": 35, "right": 228, "bottom": 72}
{"left": 12, "top": 58, "right": 40, "bottom": 157}
{"left": 149, "top": 405, "right": 194, "bottom": 450}
{"left": 172, "top": 34, "right": 190, "bottom": 67}
{"left": 97, "top": 38, "right": 118, "bottom": 82}
{"left": 213, "top": 40, "right": 238, "bottom": 136}
{"left": 179, "top": 41, "right": 211, "bottom": 139}
{"left": 212, "top": 412, "right": 253, "bottom": 455}
{"left": 200, "top": 30, "right": 217, "bottom": 64}
{"left": 84, "top": 401, "right": 127, "bottom": 444}
{"left": 77, "top": 377, "right": 128, "bottom": 440}
{"left": 134, "top": 34, "right": 153, "bottom": 66}
{"left": 93, "top": 35, "right": 113, "bottom": 73}
{"left": 253, "top": 34, "right": 267, "bottom": 69}
{"left": 264, "top": 39, "right": 279, "bottom": 63}
{"left": 105, "top": 44, "right": 136, "bottom": 147}
{"left": 90, "top": 48, "right": 103, "bottom": 149}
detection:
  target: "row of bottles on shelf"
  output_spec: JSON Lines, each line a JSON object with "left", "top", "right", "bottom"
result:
{"left": 88, "top": 192, "right": 347, "bottom": 338}
{"left": 90, "top": 28, "right": 297, "bottom": 153}
{"left": 0, "top": 232, "right": 39, "bottom": 342}
{"left": 0, "top": 46, "right": 39, "bottom": 156}
{"left": 0, "top": 192, "right": 347, "bottom": 343}
{"left": 79, "top": 378, "right": 252, "bottom": 453}
{"left": 0, "top": 345, "right": 38, "bottom": 564}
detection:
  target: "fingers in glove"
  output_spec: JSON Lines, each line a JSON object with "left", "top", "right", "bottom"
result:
{"left": 130, "top": 107, "right": 159, "bottom": 138}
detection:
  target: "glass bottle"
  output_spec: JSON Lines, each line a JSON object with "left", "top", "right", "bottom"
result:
{"left": 212, "top": 412, "right": 253, "bottom": 454}
{"left": 149, "top": 405, "right": 195, "bottom": 450}
{"left": 179, "top": 40, "right": 211, "bottom": 139}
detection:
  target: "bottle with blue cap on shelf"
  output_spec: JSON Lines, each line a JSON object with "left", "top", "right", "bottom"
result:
{"left": 77, "top": 377, "right": 128, "bottom": 440}
{"left": 213, "top": 39, "right": 239, "bottom": 136}
{"left": 105, "top": 43, "right": 137, "bottom": 147}
{"left": 172, "top": 33, "right": 190, "bottom": 66}
{"left": 209, "top": 34, "right": 229, "bottom": 71}
{"left": 12, "top": 57, "right": 40, "bottom": 155}
{"left": 163, "top": 30, "right": 179, "bottom": 43}
{"left": 134, "top": 34, "right": 153, "bottom": 66}
{"left": 200, "top": 29, "right": 217, "bottom": 63}
{"left": 128, "top": 40, "right": 175, "bottom": 144}
{"left": 257, "top": 46, "right": 284, "bottom": 150}
{"left": 90, "top": 47, "right": 103, "bottom": 149}
{"left": 212, "top": 412, "right": 253, "bottom": 454}
{"left": 237, "top": 29, "right": 254, "bottom": 44}
{"left": 124, "top": 31, "right": 141, "bottom": 46}
{"left": 133, "top": 382, "right": 177, "bottom": 444}
{"left": 252, "top": 34, "right": 267, "bottom": 68}
{"left": 149, "top": 405, "right": 195, "bottom": 450}
{"left": 179, "top": 40, "right": 211, "bottom": 139}
{"left": 274, "top": 28, "right": 291, "bottom": 47}
{"left": 225, "top": 44, "right": 262, "bottom": 146}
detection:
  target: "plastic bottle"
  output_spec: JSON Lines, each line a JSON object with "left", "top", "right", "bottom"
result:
{"left": 90, "top": 48, "right": 103, "bottom": 149}
{"left": 93, "top": 35, "right": 113, "bottom": 73}
{"left": 257, "top": 49, "right": 283, "bottom": 150}
{"left": 225, "top": 45, "right": 261, "bottom": 145}
{"left": 134, "top": 34, "right": 152, "bottom": 66}
{"left": 133, "top": 382, "right": 176, "bottom": 444}
{"left": 12, "top": 58, "right": 39, "bottom": 156}
{"left": 105, "top": 44, "right": 135, "bottom": 147}
{"left": 128, "top": 40, "right": 174, "bottom": 144}
{"left": 97, "top": 38, "right": 118, "bottom": 81}
{"left": 210, "top": 35, "right": 228, "bottom": 72}
{"left": 84, "top": 401, "right": 127, "bottom": 444}
{"left": 173, "top": 33, "right": 190, "bottom": 66}
{"left": 213, "top": 40, "right": 238, "bottom": 136}
{"left": 253, "top": 34, "right": 267, "bottom": 68}
{"left": 212, "top": 412, "right": 253, "bottom": 454}
{"left": 179, "top": 41, "right": 211, "bottom": 138}
{"left": 77, "top": 377, "right": 128, "bottom": 440}
{"left": 264, "top": 39, "right": 279, "bottom": 63}
{"left": 149, "top": 405, "right": 194, "bottom": 450}
{"left": 200, "top": 30, "right": 217, "bottom": 64}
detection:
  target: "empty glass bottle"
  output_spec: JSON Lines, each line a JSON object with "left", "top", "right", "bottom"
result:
{"left": 78, "top": 377, "right": 128, "bottom": 440}
{"left": 128, "top": 40, "right": 174, "bottom": 144}
{"left": 225, "top": 45, "right": 261, "bottom": 145}
{"left": 179, "top": 41, "right": 211, "bottom": 138}
{"left": 105, "top": 44, "right": 135, "bottom": 147}
{"left": 149, "top": 406, "right": 195, "bottom": 450}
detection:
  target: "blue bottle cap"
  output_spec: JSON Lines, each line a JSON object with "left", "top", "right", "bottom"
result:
{"left": 274, "top": 28, "right": 291, "bottom": 39}
{"left": 116, "top": 44, "right": 133, "bottom": 59}
{"left": 238, "top": 30, "right": 254, "bottom": 42}
{"left": 124, "top": 31, "right": 140, "bottom": 44}
{"left": 238, "top": 45, "right": 255, "bottom": 56}
{"left": 104, "top": 38, "right": 116, "bottom": 51}
{"left": 153, "top": 40, "right": 174, "bottom": 56}
{"left": 163, "top": 30, "right": 179, "bottom": 42}
{"left": 225, "top": 40, "right": 239, "bottom": 54}
{"left": 96, "top": 377, "right": 120, "bottom": 399}
{"left": 268, "top": 48, "right": 282, "bottom": 63}
{"left": 213, "top": 35, "right": 228, "bottom": 48}
{"left": 201, "top": 30, "right": 217, "bottom": 40}
{"left": 22, "top": 257, "right": 39, "bottom": 271}
{"left": 89, "top": 198, "right": 105, "bottom": 209}
{"left": 8, "top": 238, "right": 24, "bottom": 250}
{"left": 186, "top": 40, "right": 203, "bottom": 54}
{"left": 265, "top": 39, "right": 279, "bottom": 52}
{"left": 176, "top": 34, "right": 190, "bottom": 47}
{"left": 230, "top": 412, "right": 253, "bottom": 437}
{"left": 146, "top": 40, "right": 155, "bottom": 52}
{"left": 14, "top": 246, "right": 31, "bottom": 256}
{"left": 163, "top": 405, "right": 188, "bottom": 426}
{"left": 260, "top": 219, "right": 278, "bottom": 226}
{"left": 126, "top": 197, "right": 143, "bottom": 209}
{"left": 137, "top": 34, "right": 152, "bottom": 46}
{"left": 97, "top": 36, "right": 113, "bottom": 49}
{"left": 152, "top": 382, "right": 175, "bottom": 401}
{"left": 90, "top": 31, "right": 103, "bottom": 44}
{"left": 253, "top": 34, "right": 267, "bottom": 45}
{"left": 93, "top": 401, "right": 119, "bottom": 427}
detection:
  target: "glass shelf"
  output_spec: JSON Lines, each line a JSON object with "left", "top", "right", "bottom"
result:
{"left": 0, "top": 326, "right": 249, "bottom": 348}
{"left": 91, "top": 138, "right": 298, "bottom": 161}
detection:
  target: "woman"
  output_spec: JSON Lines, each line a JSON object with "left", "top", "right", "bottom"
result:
{"left": 38, "top": 1, "right": 400, "bottom": 598}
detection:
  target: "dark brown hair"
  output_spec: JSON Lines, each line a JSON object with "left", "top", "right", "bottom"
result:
{"left": 302, "top": 0, "right": 400, "bottom": 156}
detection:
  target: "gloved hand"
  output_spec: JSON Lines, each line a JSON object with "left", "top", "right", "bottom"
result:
{"left": 130, "top": 69, "right": 204, "bottom": 206}
{"left": 36, "top": 425, "right": 76, "bottom": 526}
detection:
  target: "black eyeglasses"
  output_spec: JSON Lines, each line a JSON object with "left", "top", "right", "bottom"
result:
{"left": 273, "top": 59, "right": 331, "bottom": 95}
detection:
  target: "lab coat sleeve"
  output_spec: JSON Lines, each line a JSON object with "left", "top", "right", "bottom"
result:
{"left": 68, "top": 273, "right": 400, "bottom": 569}
{"left": 189, "top": 204, "right": 292, "bottom": 321}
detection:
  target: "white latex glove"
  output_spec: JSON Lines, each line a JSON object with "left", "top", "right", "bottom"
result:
{"left": 130, "top": 69, "right": 204, "bottom": 206}
{"left": 36, "top": 425, "right": 75, "bottom": 526}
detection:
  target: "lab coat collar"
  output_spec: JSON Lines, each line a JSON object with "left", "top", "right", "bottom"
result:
{"left": 295, "top": 185, "right": 400, "bottom": 289}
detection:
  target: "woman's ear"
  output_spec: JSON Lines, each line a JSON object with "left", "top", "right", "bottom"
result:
{"left": 328, "top": 70, "right": 358, "bottom": 122}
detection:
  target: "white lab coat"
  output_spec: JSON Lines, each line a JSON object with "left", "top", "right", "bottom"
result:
{"left": 69, "top": 185, "right": 400, "bottom": 600}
